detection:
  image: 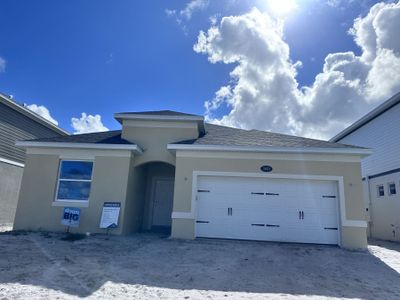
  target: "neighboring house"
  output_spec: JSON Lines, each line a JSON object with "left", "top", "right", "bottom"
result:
{"left": 331, "top": 92, "right": 400, "bottom": 242}
{"left": 15, "top": 110, "right": 370, "bottom": 248}
{"left": 0, "top": 93, "right": 68, "bottom": 226}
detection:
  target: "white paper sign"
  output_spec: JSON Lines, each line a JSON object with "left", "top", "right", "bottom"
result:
{"left": 100, "top": 202, "right": 121, "bottom": 229}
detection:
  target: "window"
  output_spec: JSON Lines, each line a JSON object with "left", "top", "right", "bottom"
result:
{"left": 388, "top": 183, "right": 396, "bottom": 195}
{"left": 56, "top": 160, "right": 93, "bottom": 201}
{"left": 377, "top": 185, "right": 385, "bottom": 197}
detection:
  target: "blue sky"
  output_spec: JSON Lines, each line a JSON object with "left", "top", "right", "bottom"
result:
{"left": 0, "top": 0, "right": 399, "bottom": 138}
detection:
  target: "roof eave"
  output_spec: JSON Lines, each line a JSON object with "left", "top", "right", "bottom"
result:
{"left": 167, "top": 144, "right": 372, "bottom": 157}
{"left": 330, "top": 92, "right": 400, "bottom": 142}
{"left": 114, "top": 113, "right": 204, "bottom": 124}
{"left": 16, "top": 141, "right": 143, "bottom": 154}
{"left": 0, "top": 93, "right": 69, "bottom": 136}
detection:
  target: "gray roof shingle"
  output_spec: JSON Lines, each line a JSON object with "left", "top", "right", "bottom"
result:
{"left": 25, "top": 123, "right": 362, "bottom": 150}
{"left": 173, "top": 124, "right": 363, "bottom": 149}
{"left": 26, "top": 130, "right": 133, "bottom": 145}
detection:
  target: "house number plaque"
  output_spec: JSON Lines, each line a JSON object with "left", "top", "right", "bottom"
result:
{"left": 260, "top": 165, "right": 273, "bottom": 172}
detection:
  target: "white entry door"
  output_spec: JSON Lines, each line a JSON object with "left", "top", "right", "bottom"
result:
{"left": 196, "top": 176, "right": 339, "bottom": 245}
{"left": 152, "top": 178, "right": 174, "bottom": 227}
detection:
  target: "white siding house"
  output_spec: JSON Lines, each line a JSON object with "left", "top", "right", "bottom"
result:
{"left": 331, "top": 92, "right": 400, "bottom": 241}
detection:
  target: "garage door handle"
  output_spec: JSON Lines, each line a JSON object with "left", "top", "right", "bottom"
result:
{"left": 324, "top": 227, "right": 338, "bottom": 230}
{"left": 251, "top": 223, "right": 265, "bottom": 227}
{"left": 196, "top": 220, "right": 210, "bottom": 224}
{"left": 302, "top": 211, "right": 304, "bottom": 219}
{"left": 299, "top": 211, "right": 301, "bottom": 219}
{"left": 228, "top": 207, "right": 232, "bottom": 216}
{"left": 266, "top": 224, "right": 280, "bottom": 227}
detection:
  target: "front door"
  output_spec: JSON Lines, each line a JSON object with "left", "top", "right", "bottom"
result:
{"left": 152, "top": 178, "right": 174, "bottom": 227}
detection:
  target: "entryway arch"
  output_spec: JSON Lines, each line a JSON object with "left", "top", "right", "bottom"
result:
{"left": 133, "top": 161, "right": 175, "bottom": 233}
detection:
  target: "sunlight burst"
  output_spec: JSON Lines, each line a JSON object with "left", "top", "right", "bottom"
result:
{"left": 265, "top": 0, "right": 298, "bottom": 17}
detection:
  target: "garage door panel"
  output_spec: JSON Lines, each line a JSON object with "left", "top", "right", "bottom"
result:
{"left": 283, "top": 227, "right": 338, "bottom": 244}
{"left": 196, "top": 176, "right": 339, "bottom": 245}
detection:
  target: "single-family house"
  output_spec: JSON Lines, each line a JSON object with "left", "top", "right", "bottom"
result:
{"left": 331, "top": 92, "right": 400, "bottom": 242}
{"left": 14, "top": 110, "right": 370, "bottom": 248}
{"left": 0, "top": 92, "right": 68, "bottom": 226}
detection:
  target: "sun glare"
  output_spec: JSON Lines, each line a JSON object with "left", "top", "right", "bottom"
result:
{"left": 265, "top": 0, "right": 298, "bottom": 17}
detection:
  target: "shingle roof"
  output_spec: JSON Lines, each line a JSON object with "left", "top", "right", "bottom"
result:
{"left": 26, "top": 130, "right": 133, "bottom": 145}
{"left": 173, "top": 124, "right": 363, "bottom": 149}
{"left": 116, "top": 110, "right": 201, "bottom": 117}
{"left": 24, "top": 122, "right": 362, "bottom": 150}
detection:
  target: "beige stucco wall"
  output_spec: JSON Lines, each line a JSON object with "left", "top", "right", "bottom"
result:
{"left": 121, "top": 120, "right": 199, "bottom": 166}
{"left": 122, "top": 156, "right": 146, "bottom": 234}
{"left": 170, "top": 151, "right": 367, "bottom": 249}
{"left": 14, "top": 152, "right": 134, "bottom": 235}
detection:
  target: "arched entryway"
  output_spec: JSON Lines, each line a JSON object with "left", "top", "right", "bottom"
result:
{"left": 132, "top": 161, "right": 175, "bottom": 234}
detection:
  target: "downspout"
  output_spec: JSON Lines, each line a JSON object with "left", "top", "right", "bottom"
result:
{"left": 365, "top": 175, "right": 373, "bottom": 238}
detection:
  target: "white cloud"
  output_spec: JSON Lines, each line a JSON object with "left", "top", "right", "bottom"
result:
{"left": 0, "top": 57, "right": 5, "bottom": 73}
{"left": 181, "top": 0, "right": 209, "bottom": 20}
{"left": 166, "top": 0, "right": 209, "bottom": 30}
{"left": 195, "top": 2, "right": 400, "bottom": 139}
{"left": 26, "top": 104, "right": 59, "bottom": 126}
{"left": 71, "top": 113, "right": 108, "bottom": 134}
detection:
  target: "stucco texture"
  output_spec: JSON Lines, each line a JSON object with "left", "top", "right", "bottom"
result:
{"left": 13, "top": 153, "right": 134, "bottom": 235}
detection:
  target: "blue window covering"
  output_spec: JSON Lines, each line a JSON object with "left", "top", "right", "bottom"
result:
{"left": 56, "top": 161, "right": 93, "bottom": 201}
{"left": 57, "top": 181, "right": 91, "bottom": 200}
{"left": 59, "top": 161, "right": 93, "bottom": 180}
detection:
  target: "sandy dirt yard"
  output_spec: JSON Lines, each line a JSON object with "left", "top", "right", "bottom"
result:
{"left": 0, "top": 230, "right": 399, "bottom": 300}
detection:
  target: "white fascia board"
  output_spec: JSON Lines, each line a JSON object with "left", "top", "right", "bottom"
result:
{"left": 0, "top": 157, "right": 25, "bottom": 167}
{"left": 167, "top": 144, "right": 372, "bottom": 156}
{"left": 114, "top": 113, "right": 204, "bottom": 123}
{"left": 16, "top": 141, "right": 143, "bottom": 154}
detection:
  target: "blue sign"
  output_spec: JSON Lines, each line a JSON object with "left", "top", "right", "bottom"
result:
{"left": 61, "top": 207, "right": 81, "bottom": 228}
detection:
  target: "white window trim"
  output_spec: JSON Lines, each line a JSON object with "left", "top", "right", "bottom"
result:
{"left": 54, "top": 159, "right": 94, "bottom": 203}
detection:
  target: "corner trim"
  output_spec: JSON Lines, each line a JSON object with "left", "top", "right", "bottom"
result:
{"left": 167, "top": 144, "right": 372, "bottom": 156}
{"left": 16, "top": 141, "right": 143, "bottom": 154}
{"left": 171, "top": 211, "right": 195, "bottom": 219}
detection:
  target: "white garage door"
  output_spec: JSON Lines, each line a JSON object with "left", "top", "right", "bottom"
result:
{"left": 196, "top": 176, "right": 339, "bottom": 245}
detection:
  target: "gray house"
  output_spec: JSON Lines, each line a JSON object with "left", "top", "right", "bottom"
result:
{"left": 331, "top": 92, "right": 400, "bottom": 241}
{"left": 0, "top": 93, "right": 68, "bottom": 227}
